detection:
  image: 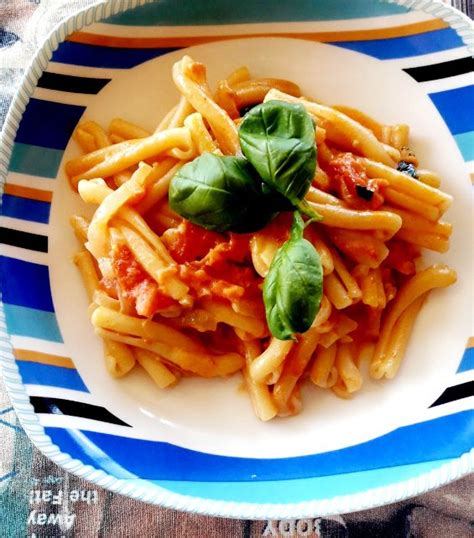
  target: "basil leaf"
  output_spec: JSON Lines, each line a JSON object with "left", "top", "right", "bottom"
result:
{"left": 263, "top": 212, "right": 323, "bottom": 340}
{"left": 169, "top": 152, "right": 274, "bottom": 233}
{"left": 239, "top": 100, "right": 317, "bottom": 207}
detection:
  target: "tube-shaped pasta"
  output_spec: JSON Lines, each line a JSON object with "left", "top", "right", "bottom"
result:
{"left": 331, "top": 248, "right": 362, "bottom": 300}
{"left": 312, "top": 296, "right": 332, "bottom": 328}
{"left": 310, "top": 342, "right": 337, "bottom": 388}
{"left": 360, "top": 269, "right": 380, "bottom": 308}
{"left": 232, "top": 78, "right": 301, "bottom": 109}
{"left": 242, "top": 340, "right": 277, "bottom": 421}
{"left": 93, "top": 289, "right": 120, "bottom": 310}
{"left": 110, "top": 134, "right": 126, "bottom": 144}
{"left": 133, "top": 348, "right": 178, "bottom": 388}
{"left": 273, "top": 328, "right": 320, "bottom": 413}
{"left": 73, "top": 249, "right": 135, "bottom": 378}
{"left": 184, "top": 112, "right": 221, "bottom": 155}
{"left": 250, "top": 338, "right": 294, "bottom": 383}
{"left": 250, "top": 234, "right": 281, "bottom": 277}
{"left": 118, "top": 223, "right": 189, "bottom": 301}
{"left": 77, "top": 168, "right": 177, "bottom": 267}
{"left": 304, "top": 227, "right": 334, "bottom": 275}
{"left": 134, "top": 160, "right": 181, "bottom": 214}
{"left": 172, "top": 56, "right": 239, "bottom": 155}
{"left": 78, "top": 121, "right": 111, "bottom": 149}
{"left": 91, "top": 306, "right": 203, "bottom": 351}
{"left": 335, "top": 343, "right": 362, "bottom": 393}
{"left": 306, "top": 187, "right": 342, "bottom": 206}
{"left": 201, "top": 298, "right": 267, "bottom": 338}
{"left": 73, "top": 128, "right": 193, "bottom": 182}
{"left": 416, "top": 169, "right": 441, "bottom": 188}
{"left": 307, "top": 201, "right": 402, "bottom": 238}
{"left": 67, "top": 139, "right": 141, "bottom": 178}
{"left": 83, "top": 163, "right": 151, "bottom": 258}
{"left": 73, "top": 251, "right": 100, "bottom": 301}
{"left": 214, "top": 80, "right": 240, "bottom": 119}
{"left": 95, "top": 327, "right": 243, "bottom": 378}
{"left": 265, "top": 89, "right": 396, "bottom": 166}
{"left": 362, "top": 158, "right": 452, "bottom": 210}
{"left": 70, "top": 215, "right": 90, "bottom": 244}
{"left": 332, "top": 104, "right": 384, "bottom": 140}
{"left": 103, "top": 338, "right": 136, "bottom": 378}
{"left": 74, "top": 128, "right": 96, "bottom": 153}
{"left": 371, "top": 264, "right": 456, "bottom": 377}
{"left": 109, "top": 118, "right": 150, "bottom": 140}
{"left": 164, "top": 96, "right": 195, "bottom": 130}
{"left": 324, "top": 273, "right": 352, "bottom": 310}
{"left": 383, "top": 187, "right": 440, "bottom": 222}
{"left": 372, "top": 295, "right": 425, "bottom": 380}
{"left": 396, "top": 229, "right": 449, "bottom": 253}
{"left": 226, "top": 66, "right": 250, "bottom": 86}
{"left": 385, "top": 206, "right": 452, "bottom": 237}
{"left": 326, "top": 228, "right": 389, "bottom": 269}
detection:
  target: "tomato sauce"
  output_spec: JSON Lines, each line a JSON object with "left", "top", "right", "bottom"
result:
{"left": 112, "top": 246, "right": 177, "bottom": 317}
{"left": 328, "top": 153, "right": 384, "bottom": 210}
{"left": 164, "top": 221, "right": 224, "bottom": 263}
{"left": 384, "top": 239, "right": 420, "bottom": 275}
{"left": 164, "top": 221, "right": 263, "bottom": 303}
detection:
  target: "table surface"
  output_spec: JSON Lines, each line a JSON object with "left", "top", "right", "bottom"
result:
{"left": 1, "top": 1, "right": 473, "bottom": 537}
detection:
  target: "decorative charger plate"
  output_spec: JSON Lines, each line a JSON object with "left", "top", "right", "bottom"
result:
{"left": 0, "top": 0, "right": 473, "bottom": 519}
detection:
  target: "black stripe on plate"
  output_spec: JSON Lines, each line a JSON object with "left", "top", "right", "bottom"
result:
{"left": 0, "top": 227, "right": 48, "bottom": 252}
{"left": 29, "top": 397, "right": 131, "bottom": 427}
{"left": 37, "top": 72, "right": 111, "bottom": 95}
{"left": 404, "top": 57, "right": 474, "bottom": 83}
{"left": 430, "top": 380, "right": 474, "bottom": 408}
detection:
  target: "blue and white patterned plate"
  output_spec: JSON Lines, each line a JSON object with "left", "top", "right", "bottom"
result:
{"left": 0, "top": 0, "right": 473, "bottom": 518}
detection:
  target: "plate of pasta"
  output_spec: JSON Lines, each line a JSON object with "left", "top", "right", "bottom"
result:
{"left": 0, "top": 0, "right": 472, "bottom": 519}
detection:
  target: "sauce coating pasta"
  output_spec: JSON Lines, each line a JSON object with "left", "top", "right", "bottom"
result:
{"left": 68, "top": 56, "right": 456, "bottom": 420}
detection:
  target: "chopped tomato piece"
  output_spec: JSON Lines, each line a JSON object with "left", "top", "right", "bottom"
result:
{"left": 112, "top": 246, "right": 178, "bottom": 317}
{"left": 162, "top": 221, "right": 225, "bottom": 263}
{"left": 328, "top": 153, "right": 384, "bottom": 209}
{"left": 178, "top": 232, "right": 262, "bottom": 303}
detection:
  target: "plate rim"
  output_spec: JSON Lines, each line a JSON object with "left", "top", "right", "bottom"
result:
{"left": 0, "top": 0, "right": 472, "bottom": 519}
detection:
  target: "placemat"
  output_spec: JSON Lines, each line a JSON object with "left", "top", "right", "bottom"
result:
{"left": 1, "top": 1, "right": 473, "bottom": 536}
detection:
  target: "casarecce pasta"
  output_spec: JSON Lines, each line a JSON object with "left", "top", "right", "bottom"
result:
{"left": 67, "top": 55, "right": 456, "bottom": 420}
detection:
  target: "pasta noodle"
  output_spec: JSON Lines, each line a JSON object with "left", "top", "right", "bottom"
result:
{"left": 67, "top": 55, "right": 456, "bottom": 420}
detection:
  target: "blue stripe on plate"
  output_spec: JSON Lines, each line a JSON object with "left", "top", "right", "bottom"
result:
{"left": 17, "top": 362, "right": 88, "bottom": 392}
{"left": 429, "top": 86, "right": 474, "bottom": 136}
{"left": 453, "top": 131, "right": 474, "bottom": 161}
{"left": 457, "top": 346, "right": 474, "bottom": 373}
{"left": 8, "top": 143, "right": 64, "bottom": 179}
{"left": 331, "top": 28, "right": 464, "bottom": 60}
{"left": 149, "top": 459, "right": 454, "bottom": 503}
{"left": 104, "top": 0, "right": 409, "bottom": 26}
{"left": 0, "top": 257, "right": 55, "bottom": 312}
{"left": 0, "top": 195, "right": 50, "bottom": 224}
{"left": 43, "top": 410, "right": 473, "bottom": 481}
{"left": 52, "top": 42, "right": 180, "bottom": 69}
{"left": 15, "top": 98, "right": 85, "bottom": 151}
{"left": 2, "top": 304, "right": 63, "bottom": 342}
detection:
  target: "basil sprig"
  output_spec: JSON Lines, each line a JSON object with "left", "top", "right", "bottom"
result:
{"left": 169, "top": 100, "right": 321, "bottom": 232}
{"left": 239, "top": 100, "right": 316, "bottom": 208}
{"left": 263, "top": 211, "right": 323, "bottom": 340}
{"left": 167, "top": 100, "right": 324, "bottom": 339}
{"left": 169, "top": 153, "right": 274, "bottom": 233}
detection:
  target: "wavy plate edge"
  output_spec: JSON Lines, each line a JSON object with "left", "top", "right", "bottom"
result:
{"left": 0, "top": 0, "right": 472, "bottom": 519}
